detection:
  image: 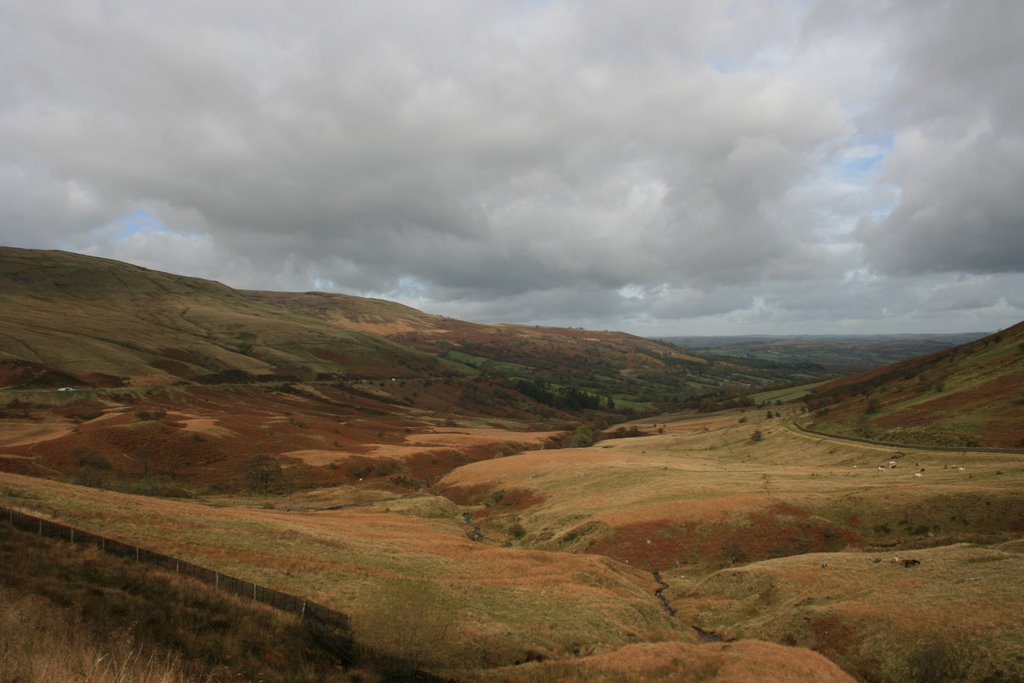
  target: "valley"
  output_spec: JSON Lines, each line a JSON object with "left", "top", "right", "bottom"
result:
{"left": 1, "top": 248, "right": 1023, "bottom": 682}
{"left": 3, "top": 404, "right": 1023, "bottom": 681}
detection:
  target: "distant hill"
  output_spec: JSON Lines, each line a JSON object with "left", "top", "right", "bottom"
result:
{"left": 0, "top": 248, "right": 785, "bottom": 416}
{"left": 802, "top": 322, "right": 1024, "bottom": 448}
{"left": 0, "top": 247, "right": 441, "bottom": 386}
{"left": 663, "top": 333, "right": 987, "bottom": 375}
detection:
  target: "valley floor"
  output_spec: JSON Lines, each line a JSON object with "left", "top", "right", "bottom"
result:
{"left": 2, "top": 406, "right": 1023, "bottom": 681}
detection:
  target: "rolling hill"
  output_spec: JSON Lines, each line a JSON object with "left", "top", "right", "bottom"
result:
{"left": 801, "top": 321, "right": 1024, "bottom": 448}
{"left": 2, "top": 245, "right": 1023, "bottom": 681}
{"left": 0, "top": 246, "right": 783, "bottom": 496}
{"left": 0, "top": 246, "right": 823, "bottom": 422}
{"left": 0, "top": 247, "right": 445, "bottom": 386}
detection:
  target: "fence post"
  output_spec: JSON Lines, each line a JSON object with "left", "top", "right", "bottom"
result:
{"left": 70, "top": 527, "right": 74, "bottom": 543}
{"left": 216, "top": 572, "right": 220, "bottom": 588}
{"left": 253, "top": 583, "right": 257, "bottom": 600}
{"left": 136, "top": 546, "right": 140, "bottom": 562}
{"left": 38, "top": 519, "right": 42, "bottom": 535}
{"left": 301, "top": 600, "right": 306, "bottom": 621}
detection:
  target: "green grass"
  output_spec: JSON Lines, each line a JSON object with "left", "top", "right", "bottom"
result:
{"left": 443, "top": 350, "right": 532, "bottom": 373}
{"left": 750, "top": 381, "right": 827, "bottom": 405}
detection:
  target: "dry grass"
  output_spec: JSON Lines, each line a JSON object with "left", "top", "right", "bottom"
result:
{"left": 681, "top": 544, "right": 1024, "bottom": 681}
{"left": 440, "top": 409, "right": 1024, "bottom": 567}
{"left": 0, "top": 587, "right": 188, "bottom": 683}
{"left": 0, "top": 472, "right": 674, "bottom": 673}
{"left": 470, "top": 639, "right": 855, "bottom": 683}
{"left": 3, "top": 405, "right": 1023, "bottom": 680}
{"left": 0, "top": 523, "right": 350, "bottom": 682}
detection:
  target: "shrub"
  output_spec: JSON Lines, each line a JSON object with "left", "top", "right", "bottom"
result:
{"left": 78, "top": 453, "right": 112, "bottom": 471}
{"left": 568, "top": 425, "right": 594, "bottom": 448}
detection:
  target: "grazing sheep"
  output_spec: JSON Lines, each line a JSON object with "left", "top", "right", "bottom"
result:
{"left": 878, "top": 465, "right": 887, "bottom": 472}
{"left": 902, "top": 558, "right": 921, "bottom": 568}
{"left": 820, "top": 561, "right": 829, "bottom": 569}
{"left": 915, "top": 472, "right": 924, "bottom": 478}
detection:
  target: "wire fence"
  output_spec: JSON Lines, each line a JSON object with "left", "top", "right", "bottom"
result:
{"left": 0, "top": 504, "right": 449, "bottom": 682}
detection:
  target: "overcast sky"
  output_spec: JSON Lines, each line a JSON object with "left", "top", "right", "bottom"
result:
{"left": 2, "top": 1, "right": 1023, "bottom": 335}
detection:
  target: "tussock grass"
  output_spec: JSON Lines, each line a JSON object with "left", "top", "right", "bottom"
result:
{"left": 682, "top": 544, "right": 1024, "bottom": 682}
{"left": 468, "top": 640, "right": 855, "bottom": 683}
{"left": 0, "top": 524, "right": 347, "bottom": 682}
{"left": 441, "top": 410, "right": 1024, "bottom": 568}
{"left": 0, "top": 587, "right": 188, "bottom": 683}
{"left": 0, "top": 472, "right": 674, "bottom": 673}
{"left": 4, "top": 404, "right": 1022, "bottom": 679}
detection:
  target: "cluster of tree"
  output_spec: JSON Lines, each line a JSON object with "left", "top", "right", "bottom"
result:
{"left": 681, "top": 394, "right": 755, "bottom": 412}
{"left": 512, "top": 379, "right": 609, "bottom": 411}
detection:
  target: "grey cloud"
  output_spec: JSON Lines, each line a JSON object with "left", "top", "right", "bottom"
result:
{"left": 855, "top": 1, "right": 1024, "bottom": 276}
{"left": 0, "top": 1, "right": 1021, "bottom": 334}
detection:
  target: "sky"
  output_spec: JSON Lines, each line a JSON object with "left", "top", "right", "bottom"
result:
{"left": 2, "top": 1, "right": 1023, "bottom": 336}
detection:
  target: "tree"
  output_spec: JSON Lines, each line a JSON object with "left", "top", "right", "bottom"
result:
{"left": 244, "top": 454, "right": 282, "bottom": 495}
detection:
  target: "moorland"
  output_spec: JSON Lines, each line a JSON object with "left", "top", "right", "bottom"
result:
{"left": 2, "top": 247, "right": 1023, "bottom": 682}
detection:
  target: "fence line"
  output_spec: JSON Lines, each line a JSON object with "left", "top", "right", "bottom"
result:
{"left": 0, "top": 505, "right": 448, "bottom": 682}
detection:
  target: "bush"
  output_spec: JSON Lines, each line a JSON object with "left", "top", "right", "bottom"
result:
{"left": 568, "top": 425, "right": 594, "bottom": 448}
{"left": 78, "top": 453, "right": 112, "bottom": 471}
{"left": 750, "top": 430, "right": 764, "bottom": 443}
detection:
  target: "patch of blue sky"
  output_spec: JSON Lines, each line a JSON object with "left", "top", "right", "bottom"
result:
{"left": 395, "top": 275, "right": 427, "bottom": 297}
{"left": 833, "top": 134, "right": 892, "bottom": 181}
{"left": 313, "top": 276, "right": 336, "bottom": 290}
{"left": 837, "top": 152, "right": 883, "bottom": 175}
{"left": 112, "top": 208, "right": 169, "bottom": 242}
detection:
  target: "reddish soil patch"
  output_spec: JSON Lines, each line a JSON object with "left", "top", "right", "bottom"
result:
{"left": 589, "top": 503, "right": 863, "bottom": 570}
{"left": 436, "top": 483, "right": 546, "bottom": 519}
{"left": 407, "top": 449, "right": 474, "bottom": 482}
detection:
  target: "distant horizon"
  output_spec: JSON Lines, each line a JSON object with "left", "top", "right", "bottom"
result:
{"left": 5, "top": 244, "right": 1012, "bottom": 340}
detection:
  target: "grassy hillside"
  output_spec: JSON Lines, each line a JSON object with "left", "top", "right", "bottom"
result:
{"left": 434, "top": 409, "right": 1024, "bottom": 680}
{"left": 1, "top": 247, "right": 805, "bottom": 419}
{"left": 0, "top": 247, "right": 442, "bottom": 384}
{"left": 5, "top": 406, "right": 1023, "bottom": 680}
{"left": 801, "top": 321, "right": 1024, "bottom": 448}
{"left": 665, "top": 334, "right": 986, "bottom": 375}
{"left": 247, "top": 288, "right": 832, "bottom": 414}
{"left": 0, "top": 522, "right": 346, "bottom": 682}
